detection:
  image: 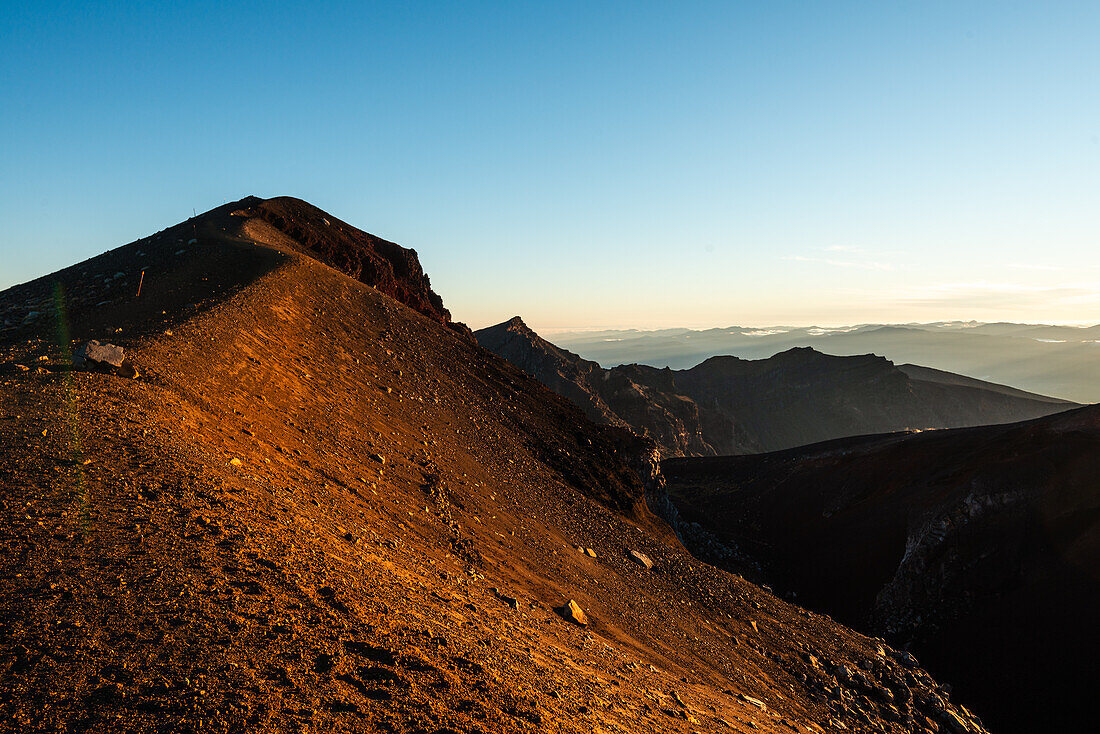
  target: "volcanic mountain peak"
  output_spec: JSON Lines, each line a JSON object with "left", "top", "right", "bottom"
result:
{"left": 502, "top": 314, "right": 532, "bottom": 331}
{"left": 0, "top": 199, "right": 995, "bottom": 734}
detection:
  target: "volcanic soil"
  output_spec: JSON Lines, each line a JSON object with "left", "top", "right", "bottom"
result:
{"left": 0, "top": 198, "right": 987, "bottom": 733}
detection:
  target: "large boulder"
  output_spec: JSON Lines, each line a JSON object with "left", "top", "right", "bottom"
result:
{"left": 79, "top": 341, "right": 138, "bottom": 378}
{"left": 628, "top": 550, "right": 655, "bottom": 569}
{"left": 79, "top": 341, "right": 125, "bottom": 369}
{"left": 560, "top": 599, "right": 588, "bottom": 627}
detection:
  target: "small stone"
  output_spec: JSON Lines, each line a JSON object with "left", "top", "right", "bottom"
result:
{"left": 561, "top": 599, "right": 588, "bottom": 627}
{"left": 584, "top": 548, "right": 597, "bottom": 558}
{"left": 628, "top": 550, "right": 654, "bottom": 569}
{"left": 942, "top": 709, "right": 972, "bottom": 734}
{"left": 229, "top": 458, "right": 243, "bottom": 467}
{"left": 894, "top": 649, "right": 919, "bottom": 667}
{"left": 738, "top": 693, "right": 767, "bottom": 710}
{"left": 493, "top": 588, "right": 520, "bottom": 610}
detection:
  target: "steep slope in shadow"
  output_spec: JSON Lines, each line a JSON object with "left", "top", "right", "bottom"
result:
{"left": 665, "top": 411, "right": 1100, "bottom": 734}
{"left": 0, "top": 199, "right": 989, "bottom": 734}
{"left": 476, "top": 316, "right": 755, "bottom": 457}
{"left": 896, "top": 362, "right": 1075, "bottom": 403}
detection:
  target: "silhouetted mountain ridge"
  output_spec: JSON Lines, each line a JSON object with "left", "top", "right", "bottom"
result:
{"left": 477, "top": 319, "right": 1077, "bottom": 456}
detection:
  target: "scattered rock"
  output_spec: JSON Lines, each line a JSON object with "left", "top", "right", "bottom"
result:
{"left": 738, "top": 693, "right": 767, "bottom": 710}
{"left": 628, "top": 550, "right": 654, "bottom": 569}
{"left": 560, "top": 599, "right": 588, "bottom": 627}
{"left": 942, "top": 709, "right": 973, "bottom": 733}
{"left": 79, "top": 340, "right": 126, "bottom": 369}
{"left": 892, "top": 649, "right": 919, "bottom": 668}
{"left": 584, "top": 548, "right": 597, "bottom": 558}
{"left": 492, "top": 588, "right": 520, "bottom": 610}
{"left": 229, "top": 458, "right": 243, "bottom": 467}
{"left": 78, "top": 340, "right": 138, "bottom": 378}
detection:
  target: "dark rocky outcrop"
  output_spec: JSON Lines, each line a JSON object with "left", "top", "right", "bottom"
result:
{"left": 665, "top": 406, "right": 1100, "bottom": 734}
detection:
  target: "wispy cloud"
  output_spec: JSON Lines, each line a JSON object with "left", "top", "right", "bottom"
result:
{"left": 890, "top": 281, "right": 1100, "bottom": 308}
{"left": 1007, "top": 263, "right": 1066, "bottom": 272}
{"left": 782, "top": 255, "right": 894, "bottom": 271}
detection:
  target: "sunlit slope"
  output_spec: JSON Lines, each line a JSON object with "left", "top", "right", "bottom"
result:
{"left": 1, "top": 199, "right": 989, "bottom": 733}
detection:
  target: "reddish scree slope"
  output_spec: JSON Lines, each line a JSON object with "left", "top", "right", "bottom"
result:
{"left": 0, "top": 199, "right": 988, "bottom": 734}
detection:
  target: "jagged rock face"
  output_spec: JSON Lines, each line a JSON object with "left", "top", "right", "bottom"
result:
{"left": 474, "top": 317, "right": 615, "bottom": 423}
{"left": 475, "top": 317, "right": 741, "bottom": 457}
{"left": 664, "top": 406, "right": 1100, "bottom": 734}
{"left": 231, "top": 196, "right": 470, "bottom": 336}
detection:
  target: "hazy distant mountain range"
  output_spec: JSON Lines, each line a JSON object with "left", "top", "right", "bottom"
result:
{"left": 550, "top": 321, "right": 1100, "bottom": 404}
{"left": 477, "top": 317, "right": 1076, "bottom": 457}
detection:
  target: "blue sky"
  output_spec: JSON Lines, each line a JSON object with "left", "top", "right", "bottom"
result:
{"left": 2, "top": 1, "right": 1098, "bottom": 330}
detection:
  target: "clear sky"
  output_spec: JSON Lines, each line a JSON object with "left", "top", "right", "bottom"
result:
{"left": 2, "top": 1, "right": 1098, "bottom": 331}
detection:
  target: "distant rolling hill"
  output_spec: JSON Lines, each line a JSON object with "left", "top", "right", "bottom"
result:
{"left": 478, "top": 318, "right": 1077, "bottom": 457}
{"left": 552, "top": 321, "right": 1100, "bottom": 404}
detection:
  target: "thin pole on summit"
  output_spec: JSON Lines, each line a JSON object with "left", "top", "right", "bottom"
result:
{"left": 136, "top": 270, "right": 145, "bottom": 297}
